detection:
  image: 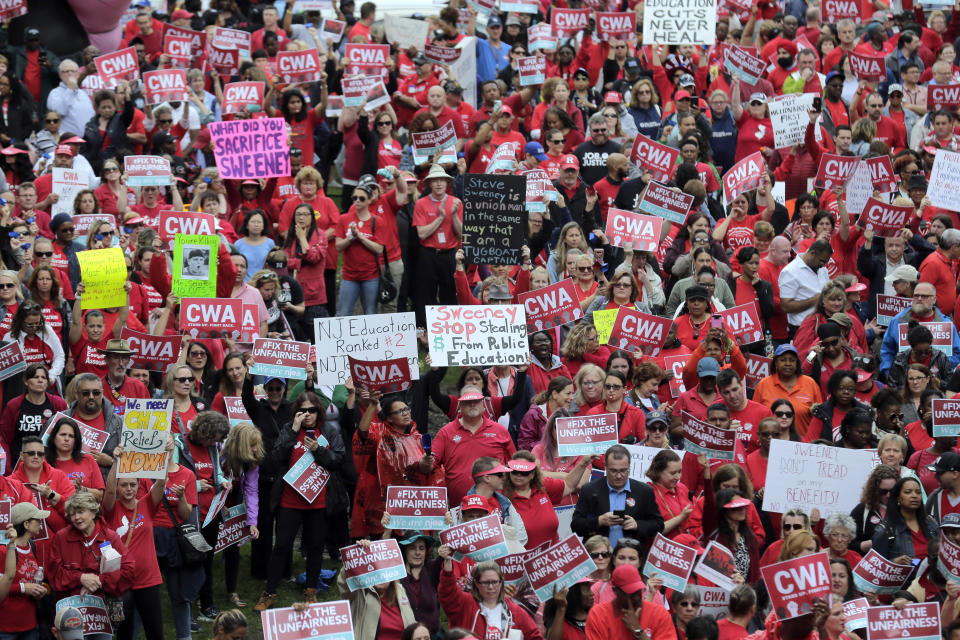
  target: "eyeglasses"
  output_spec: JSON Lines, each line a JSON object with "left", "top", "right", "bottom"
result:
{"left": 590, "top": 551, "right": 611, "bottom": 559}
{"left": 592, "top": 128, "right": 608, "bottom": 134}
{"left": 783, "top": 523, "right": 804, "bottom": 531}
{"left": 23, "top": 322, "right": 41, "bottom": 330}
{"left": 908, "top": 376, "right": 928, "bottom": 383}
{"left": 581, "top": 379, "right": 601, "bottom": 387}
{"left": 577, "top": 266, "right": 593, "bottom": 272}
{"left": 298, "top": 407, "right": 320, "bottom": 415}
{"left": 697, "top": 282, "right": 716, "bottom": 289}
{"left": 549, "top": 138, "right": 563, "bottom": 144}
{"left": 759, "top": 431, "right": 780, "bottom": 438}
{"left": 604, "top": 384, "right": 624, "bottom": 391}
{"left": 80, "top": 389, "right": 102, "bottom": 397}
{"left": 511, "top": 469, "right": 533, "bottom": 476}
{"left": 615, "top": 45, "right": 627, "bottom": 50}
{"left": 613, "top": 282, "right": 631, "bottom": 289}
{"left": 104, "top": 167, "right": 119, "bottom": 173}
{"left": 45, "top": 118, "right": 60, "bottom": 124}
{"left": 174, "top": 376, "right": 193, "bottom": 384}
{"left": 637, "top": 89, "right": 651, "bottom": 95}
{"left": 188, "top": 351, "right": 207, "bottom": 358}
{"left": 21, "top": 451, "right": 43, "bottom": 457}
{"left": 774, "top": 411, "right": 794, "bottom": 418}
{"left": 390, "top": 407, "right": 412, "bottom": 415}
{"left": 607, "top": 467, "right": 629, "bottom": 476}
{"left": 0, "top": 282, "right": 15, "bottom": 290}
{"left": 352, "top": 196, "right": 368, "bottom": 202}
{"left": 678, "top": 602, "right": 698, "bottom": 608}
{"left": 914, "top": 293, "right": 935, "bottom": 300}
{"left": 157, "top": 118, "right": 173, "bottom": 124}
{"left": 33, "top": 251, "right": 52, "bottom": 257}
{"left": 476, "top": 580, "right": 502, "bottom": 586}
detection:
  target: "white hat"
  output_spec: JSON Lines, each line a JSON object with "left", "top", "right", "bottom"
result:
{"left": 884, "top": 264, "right": 919, "bottom": 283}
{"left": 424, "top": 164, "right": 454, "bottom": 182}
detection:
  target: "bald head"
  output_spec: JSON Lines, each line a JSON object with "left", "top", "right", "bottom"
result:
{"left": 607, "top": 153, "right": 629, "bottom": 179}
{"left": 768, "top": 236, "right": 792, "bottom": 266}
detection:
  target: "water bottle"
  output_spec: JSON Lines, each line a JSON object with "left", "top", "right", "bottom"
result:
{"left": 764, "top": 330, "right": 775, "bottom": 358}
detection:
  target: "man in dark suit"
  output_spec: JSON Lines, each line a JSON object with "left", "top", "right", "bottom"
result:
{"left": 572, "top": 444, "right": 664, "bottom": 546}
{"left": 856, "top": 225, "right": 933, "bottom": 320}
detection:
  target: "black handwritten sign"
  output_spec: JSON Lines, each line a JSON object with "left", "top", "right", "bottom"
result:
{"left": 462, "top": 174, "right": 527, "bottom": 266}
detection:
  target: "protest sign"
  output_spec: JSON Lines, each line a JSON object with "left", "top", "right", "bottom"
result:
{"left": 762, "top": 440, "right": 878, "bottom": 515}
{"left": 822, "top": 0, "right": 859, "bottom": 21}
{"left": 172, "top": 234, "right": 219, "bottom": 298}
{"left": 163, "top": 24, "right": 206, "bottom": 58}
{"left": 314, "top": 313, "right": 418, "bottom": 385}
{"left": 261, "top": 601, "right": 355, "bottom": 640}
{"left": 342, "top": 76, "right": 389, "bottom": 109}
{"left": 518, "top": 279, "right": 583, "bottom": 333}
{"left": 593, "top": 308, "right": 617, "bottom": 345}
{"left": 0, "top": 0, "right": 27, "bottom": 22}
{"left": 866, "top": 602, "right": 940, "bottom": 640}
{"left": 523, "top": 168, "right": 553, "bottom": 211}
{"left": 277, "top": 49, "right": 322, "bottom": 83}
{"left": 484, "top": 141, "right": 520, "bottom": 172}
{"left": 643, "top": 0, "right": 715, "bottom": 44}
{"left": 224, "top": 397, "right": 251, "bottom": 426}
{"left": 663, "top": 355, "right": 688, "bottom": 397}
{"left": 723, "top": 152, "right": 765, "bottom": 202}
{"left": 857, "top": 198, "right": 912, "bottom": 237}
{"left": 56, "top": 595, "right": 112, "bottom": 637}
{"left": 682, "top": 411, "right": 736, "bottom": 460}
{"left": 940, "top": 532, "right": 960, "bottom": 583}
{"left": 928, "top": 84, "right": 960, "bottom": 110}
{"left": 607, "top": 307, "right": 672, "bottom": 356}
{"left": 0, "top": 341, "right": 25, "bottom": 381}
{"left": 638, "top": 181, "right": 694, "bottom": 224}
{"left": 630, "top": 134, "right": 680, "bottom": 182}
{"left": 522, "top": 534, "right": 597, "bottom": 602}
{"left": 77, "top": 247, "right": 127, "bottom": 309}
{"left": 815, "top": 154, "right": 861, "bottom": 189}
{"left": 204, "top": 489, "right": 231, "bottom": 528}
{"left": 385, "top": 486, "right": 448, "bottom": 529}
{"left": 596, "top": 12, "right": 636, "bottom": 40}
{"left": 208, "top": 44, "right": 240, "bottom": 76}
{"left": 211, "top": 27, "right": 251, "bottom": 57}
{"left": 124, "top": 155, "right": 171, "bottom": 186}
{"left": 555, "top": 413, "right": 618, "bottom": 456}
{"left": 215, "top": 504, "right": 251, "bottom": 553}
{"left": 761, "top": 551, "right": 831, "bottom": 620}
{"left": 51, "top": 166, "right": 89, "bottom": 216}
{"left": 876, "top": 295, "right": 912, "bottom": 326}
{"left": 383, "top": 14, "right": 430, "bottom": 50}
{"left": 528, "top": 23, "right": 556, "bottom": 51}
{"left": 605, "top": 209, "right": 662, "bottom": 250}
{"left": 932, "top": 398, "right": 960, "bottom": 437}
{"left": 929, "top": 148, "right": 960, "bottom": 211}
{"left": 769, "top": 93, "right": 816, "bottom": 148}
{"left": 250, "top": 338, "right": 310, "bottom": 380}
{"left": 440, "top": 514, "right": 510, "bottom": 561}
{"left": 117, "top": 399, "right": 172, "bottom": 479}
{"left": 283, "top": 451, "right": 331, "bottom": 503}
{"left": 517, "top": 55, "right": 546, "bottom": 85}
{"left": 497, "top": 543, "right": 550, "bottom": 587}
{"left": 94, "top": 47, "right": 139, "bottom": 87}
{"left": 643, "top": 533, "right": 698, "bottom": 591}
{"left": 866, "top": 155, "right": 899, "bottom": 193}
{"left": 551, "top": 9, "right": 591, "bottom": 37}
{"left": 897, "top": 321, "right": 952, "bottom": 355}
{"left": 222, "top": 81, "right": 264, "bottom": 114}
{"left": 422, "top": 44, "right": 462, "bottom": 64}
{"left": 624, "top": 444, "right": 687, "bottom": 481}
{"left": 745, "top": 354, "right": 772, "bottom": 389}
{"left": 143, "top": 69, "right": 188, "bottom": 105}
{"left": 694, "top": 540, "right": 738, "bottom": 590}
{"left": 723, "top": 45, "right": 767, "bottom": 85}
{"left": 159, "top": 210, "right": 217, "bottom": 249}
{"left": 208, "top": 118, "right": 289, "bottom": 180}
{"left": 718, "top": 302, "right": 764, "bottom": 344}
{"left": 340, "top": 539, "right": 407, "bottom": 591}
{"left": 410, "top": 121, "right": 458, "bottom": 156}
{"left": 852, "top": 549, "right": 915, "bottom": 593}
{"left": 848, "top": 52, "right": 886, "bottom": 81}
{"left": 120, "top": 327, "right": 180, "bottom": 372}
{"left": 347, "top": 355, "right": 411, "bottom": 393}
{"left": 697, "top": 586, "right": 730, "bottom": 618}
{"left": 0, "top": 499, "right": 8, "bottom": 544}
{"left": 70, "top": 215, "right": 102, "bottom": 240}
{"left": 426, "top": 305, "right": 527, "bottom": 367}
{"left": 239, "top": 303, "right": 261, "bottom": 344}
{"left": 344, "top": 43, "right": 390, "bottom": 74}
{"left": 845, "top": 158, "right": 881, "bottom": 216}
{"left": 41, "top": 412, "right": 109, "bottom": 453}
{"left": 164, "top": 34, "right": 193, "bottom": 67}
{"left": 462, "top": 173, "right": 527, "bottom": 266}
{"left": 180, "top": 298, "right": 243, "bottom": 338}
{"left": 843, "top": 598, "right": 869, "bottom": 633}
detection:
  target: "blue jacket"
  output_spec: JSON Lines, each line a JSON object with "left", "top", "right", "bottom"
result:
{"left": 708, "top": 107, "right": 738, "bottom": 175}
{"left": 879, "top": 306, "right": 960, "bottom": 374}
{"left": 627, "top": 104, "right": 662, "bottom": 141}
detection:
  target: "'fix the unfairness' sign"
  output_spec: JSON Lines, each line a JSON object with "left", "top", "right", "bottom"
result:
{"left": 642, "top": 533, "right": 698, "bottom": 591}
{"left": 851, "top": 549, "right": 913, "bottom": 593}
{"left": 250, "top": 338, "right": 310, "bottom": 380}
{"left": 283, "top": 450, "right": 331, "bottom": 503}
{"left": 555, "top": 413, "right": 618, "bottom": 456}
{"left": 682, "top": 411, "right": 736, "bottom": 460}
{"left": 522, "top": 534, "right": 597, "bottom": 602}
{"left": 440, "top": 514, "right": 510, "bottom": 561}
{"left": 261, "top": 601, "right": 354, "bottom": 640}
{"left": 124, "top": 155, "right": 172, "bottom": 187}
{"left": 866, "top": 602, "right": 940, "bottom": 640}
{"left": 385, "top": 486, "right": 448, "bottom": 529}
{"left": 117, "top": 398, "right": 173, "bottom": 480}
{"left": 932, "top": 398, "right": 960, "bottom": 437}
{"left": 638, "top": 181, "right": 694, "bottom": 224}
{"left": 340, "top": 539, "right": 407, "bottom": 591}
{"left": 208, "top": 118, "right": 290, "bottom": 180}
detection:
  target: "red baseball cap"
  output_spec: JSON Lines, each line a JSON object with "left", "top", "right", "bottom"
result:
{"left": 460, "top": 495, "right": 492, "bottom": 513}
{"left": 603, "top": 91, "right": 622, "bottom": 104}
{"left": 674, "top": 89, "right": 692, "bottom": 102}
{"left": 54, "top": 144, "right": 74, "bottom": 157}
{"left": 499, "top": 104, "right": 514, "bottom": 116}
{"left": 610, "top": 564, "right": 645, "bottom": 594}
{"left": 560, "top": 154, "right": 579, "bottom": 170}
{"left": 171, "top": 9, "right": 194, "bottom": 19}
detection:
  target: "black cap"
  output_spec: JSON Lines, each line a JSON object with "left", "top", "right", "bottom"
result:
{"left": 928, "top": 452, "right": 960, "bottom": 474}
{"left": 624, "top": 58, "right": 641, "bottom": 73}
{"left": 152, "top": 130, "right": 176, "bottom": 147}
{"left": 24, "top": 27, "right": 40, "bottom": 40}
{"left": 443, "top": 80, "right": 463, "bottom": 94}
{"left": 908, "top": 174, "right": 928, "bottom": 190}
{"left": 413, "top": 52, "right": 428, "bottom": 65}
{"left": 685, "top": 285, "right": 709, "bottom": 301}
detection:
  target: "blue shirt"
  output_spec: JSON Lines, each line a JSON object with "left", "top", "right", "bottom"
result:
{"left": 607, "top": 479, "right": 627, "bottom": 547}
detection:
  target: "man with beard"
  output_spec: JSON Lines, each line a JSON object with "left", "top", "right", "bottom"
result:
{"left": 592, "top": 153, "right": 630, "bottom": 224}
{"left": 881, "top": 281, "right": 960, "bottom": 374}
{"left": 64, "top": 373, "right": 123, "bottom": 474}
{"left": 767, "top": 40, "right": 798, "bottom": 94}
{"left": 99, "top": 339, "right": 149, "bottom": 418}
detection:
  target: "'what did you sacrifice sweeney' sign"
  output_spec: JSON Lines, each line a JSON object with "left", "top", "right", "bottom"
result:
{"left": 208, "top": 118, "right": 289, "bottom": 180}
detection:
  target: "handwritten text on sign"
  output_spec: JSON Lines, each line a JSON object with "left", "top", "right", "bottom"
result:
{"left": 929, "top": 148, "right": 960, "bottom": 212}
{"left": 77, "top": 247, "right": 127, "bottom": 310}
{"left": 462, "top": 174, "right": 527, "bottom": 266}
{"left": 385, "top": 486, "right": 448, "bottom": 530}
{"left": 314, "top": 313, "right": 418, "bottom": 385}
{"left": 208, "top": 118, "right": 290, "bottom": 180}
{"left": 426, "top": 304, "right": 528, "bottom": 368}
{"left": 642, "top": 0, "right": 716, "bottom": 45}
{"left": 762, "top": 440, "right": 878, "bottom": 515}
{"left": 555, "top": 413, "right": 618, "bottom": 456}
{"left": 118, "top": 399, "right": 173, "bottom": 480}
{"left": 340, "top": 538, "right": 407, "bottom": 591}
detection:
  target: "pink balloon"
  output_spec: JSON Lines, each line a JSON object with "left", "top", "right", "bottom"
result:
{"left": 67, "top": 0, "right": 129, "bottom": 53}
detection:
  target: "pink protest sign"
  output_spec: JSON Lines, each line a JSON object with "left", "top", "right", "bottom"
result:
{"left": 663, "top": 355, "right": 688, "bottom": 397}
{"left": 340, "top": 538, "right": 407, "bottom": 591}
{"left": 224, "top": 397, "right": 251, "bottom": 426}
{"left": 551, "top": 9, "right": 591, "bottom": 37}
{"left": 866, "top": 155, "right": 898, "bottom": 192}
{"left": 159, "top": 211, "right": 217, "bottom": 248}
{"left": 261, "top": 601, "right": 354, "bottom": 640}
{"left": 851, "top": 549, "right": 914, "bottom": 593}
{"left": 682, "top": 412, "right": 736, "bottom": 460}
{"left": 722, "top": 152, "right": 765, "bottom": 202}
{"left": 848, "top": 52, "right": 886, "bottom": 81}
{"left": 423, "top": 44, "right": 462, "bottom": 64}
{"left": 222, "top": 82, "right": 264, "bottom": 114}
{"left": 344, "top": 43, "right": 390, "bottom": 73}
{"left": 277, "top": 49, "right": 323, "bottom": 83}
{"left": 723, "top": 45, "right": 767, "bottom": 85}
{"left": 718, "top": 302, "right": 764, "bottom": 344}
{"left": 518, "top": 279, "right": 583, "bottom": 333}
{"left": 607, "top": 307, "right": 672, "bottom": 356}
{"left": 385, "top": 486, "right": 448, "bottom": 529}
{"left": 440, "top": 514, "right": 510, "bottom": 561}
{"left": 630, "top": 134, "right": 680, "bottom": 182}
{"left": 866, "top": 602, "right": 940, "bottom": 640}
{"left": 761, "top": 551, "right": 832, "bottom": 620}
{"left": 208, "top": 118, "right": 290, "bottom": 179}
{"left": 211, "top": 27, "right": 251, "bottom": 56}
{"left": 124, "top": 155, "right": 172, "bottom": 186}
{"left": 120, "top": 328, "right": 180, "bottom": 371}
{"left": 179, "top": 298, "right": 243, "bottom": 338}
{"left": 282, "top": 450, "right": 331, "bottom": 503}
{"left": 94, "top": 47, "right": 139, "bottom": 88}
{"left": 596, "top": 12, "right": 636, "bottom": 40}
{"left": 858, "top": 198, "right": 912, "bottom": 237}
{"left": 815, "top": 154, "right": 860, "bottom": 189}
{"left": 642, "top": 533, "right": 698, "bottom": 592}
{"left": 605, "top": 209, "right": 662, "bottom": 250}
{"left": 348, "top": 356, "right": 412, "bottom": 393}
{"left": 555, "top": 413, "right": 619, "bottom": 456}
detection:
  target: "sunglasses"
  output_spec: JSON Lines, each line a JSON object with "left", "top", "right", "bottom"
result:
{"left": 174, "top": 376, "right": 193, "bottom": 383}
{"left": 298, "top": 407, "right": 320, "bottom": 415}
{"left": 783, "top": 523, "right": 804, "bottom": 531}
{"left": 590, "top": 551, "right": 611, "bottom": 559}
{"left": 188, "top": 351, "right": 207, "bottom": 357}
{"left": 352, "top": 195, "right": 368, "bottom": 202}
{"left": 45, "top": 118, "right": 60, "bottom": 124}
{"left": 80, "top": 389, "right": 102, "bottom": 397}
{"left": 878, "top": 488, "right": 892, "bottom": 495}
{"left": 21, "top": 451, "right": 43, "bottom": 457}
{"left": 157, "top": 119, "right": 173, "bottom": 124}
{"left": 376, "top": 121, "right": 393, "bottom": 127}
{"left": 59, "top": 227, "right": 74, "bottom": 233}
{"left": 104, "top": 167, "right": 119, "bottom": 173}
{"left": 510, "top": 469, "right": 533, "bottom": 476}
{"left": 774, "top": 411, "right": 794, "bottom": 418}
{"left": 648, "top": 424, "right": 667, "bottom": 432}
{"left": 0, "top": 282, "right": 15, "bottom": 289}
{"left": 549, "top": 138, "right": 563, "bottom": 144}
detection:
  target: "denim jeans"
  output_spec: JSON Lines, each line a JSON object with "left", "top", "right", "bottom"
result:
{"left": 0, "top": 631, "right": 39, "bottom": 640}
{"left": 336, "top": 278, "right": 379, "bottom": 317}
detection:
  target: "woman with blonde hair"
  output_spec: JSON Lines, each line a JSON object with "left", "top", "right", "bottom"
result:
{"left": 85, "top": 218, "right": 116, "bottom": 251}
{"left": 531, "top": 76, "right": 585, "bottom": 135}
{"left": 850, "top": 117, "right": 877, "bottom": 155}
{"left": 584, "top": 269, "right": 649, "bottom": 322}
{"left": 212, "top": 610, "right": 248, "bottom": 640}
{"left": 572, "top": 253, "right": 601, "bottom": 307}
{"left": 778, "top": 529, "right": 820, "bottom": 560}
{"left": 570, "top": 363, "right": 605, "bottom": 415}
{"left": 561, "top": 322, "right": 611, "bottom": 379}
{"left": 627, "top": 77, "right": 661, "bottom": 139}
{"left": 548, "top": 222, "right": 593, "bottom": 283}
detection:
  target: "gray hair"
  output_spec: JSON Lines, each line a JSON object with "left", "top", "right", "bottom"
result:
{"left": 823, "top": 513, "right": 856, "bottom": 537}
{"left": 58, "top": 60, "right": 78, "bottom": 73}
{"left": 589, "top": 113, "right": 607, "bottom": 130}
{"left": 941, "top": 228, "right": 960, "bottom": 250}
{"left": 670, "top": 584, "right": 700, "bottom": 607}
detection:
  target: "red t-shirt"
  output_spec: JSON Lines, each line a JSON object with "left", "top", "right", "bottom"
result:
{"left": 734, "top": 114, "right": 774, "bottom": 162}
{"left": 104, "top": 495, "right": 163, "bottom": 589}
{"left": 336, "top": 212, "right": 386, "bottom": 281}
{"left": 23, "top": 50, "right": 41, "bottom": 103}
{"left": 0, "top": 303, "right": 16, "bottom": 335}
{"left": 510, "top": 478, "right": 565, "bottom": 549}
{"left": 728, "top": 400, "right": 773, "bottom": 453}
{"left": 152, "top": 465, "right": 198, "bottom": 529}
{"left": 466, "top": 140, "right": 495, "bottom": 174}
{"left": 176, "top": 404, "right": 197, "bottom": 435}
{"left": 412, "top": 195, "right": 461, "bottom": 250}
{"left": 723, "top": 214, "right": 761, "bottom": 252}
{"left": 21, "top": 334, "right": 52, "bottom": 368}
{"left": 40, "top": 299, "right": 63, "bottom": 340}
{"left": 54, "top": 454, "right": 105, "bottom": 492}
{"left": 717, "top": 618, "right": 749, "bottom": 640}
{"left": 0, "top": 544, "right": 41, "bottom": 632}
{"left": 188, "top": 440, "right": 215, "bottom": 515}
{"left": 101, "top": 375, "right": 150, "bottom": 415}
{"left": 490, "top": 129, "right": 527, "bottom": 159}
{"left": 370, "top": 190, "right": 402, "bottom": 263}
{"left": 288, "top": 110, "right": 322, "bottom": 165}
{"left": 70, "top": 336, "right": 108, "bottom": 377}
{"left": 280, "top": 433, "right": 329, "bottom": 510}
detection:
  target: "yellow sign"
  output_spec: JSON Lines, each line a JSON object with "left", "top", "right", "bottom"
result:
{"left": 77, "top": 247, "right": 127, "bottom": 309}
{"left": 593, "top": 308, "right": 618, "bottom": 345}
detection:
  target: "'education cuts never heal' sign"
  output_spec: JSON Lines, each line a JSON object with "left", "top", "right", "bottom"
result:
{"left": 208, "top": 117, "right": 290, "bottom": 180}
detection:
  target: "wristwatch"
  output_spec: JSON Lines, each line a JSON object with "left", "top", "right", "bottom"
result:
{"left": 632, "top": 629, "right": 645, "bottom": 639}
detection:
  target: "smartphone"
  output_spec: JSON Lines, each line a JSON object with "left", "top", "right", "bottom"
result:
{"left": 305, "top": 429, "right": 316, "bottom": 440}
{"left": 421, "top": 433, "right": 432, "bottom": 456}
{"left": 593, "top": 248, "right": 604, "bottom": 264}
{"left": 812, "top": 96, "right": 822, "bottom": 112}
{"left": 710, "top": 313, "right": 723, "bottom": 330}
{"left": 613, "top": 509, "right": 626, "bottom": 518}
{"left": 493, "top": 99, "right": 502, "bottom": 112}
